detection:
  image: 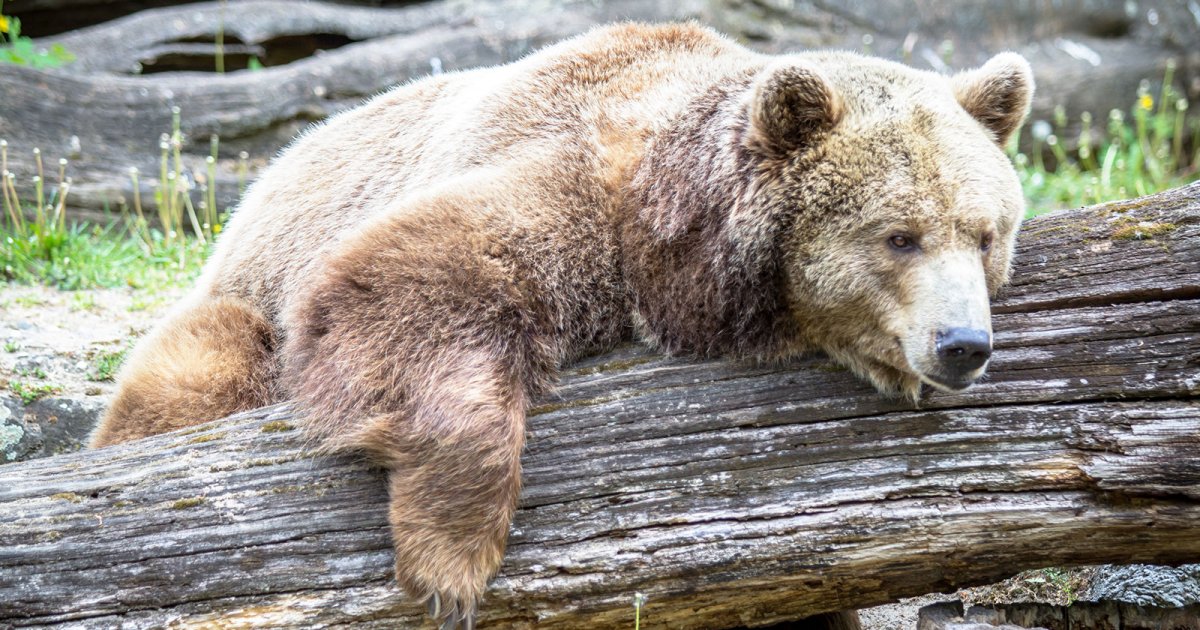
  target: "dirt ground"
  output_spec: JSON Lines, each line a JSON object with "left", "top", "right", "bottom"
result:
{"left": 0, "top": 284, "right": 180, "bottom": 400}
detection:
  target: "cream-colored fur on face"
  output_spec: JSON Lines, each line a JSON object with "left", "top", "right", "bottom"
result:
{"left": 94, "top": 23, "right": 1032, "bottom": 627}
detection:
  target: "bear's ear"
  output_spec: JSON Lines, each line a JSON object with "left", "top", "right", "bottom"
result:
{"left": 748, "top": 61, "right": 843, "bottom": 155}
{"left": 952, "top": 52, "right": 1034, "bottom": 146}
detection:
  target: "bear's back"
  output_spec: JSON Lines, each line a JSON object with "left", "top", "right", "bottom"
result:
{"left": 197, "top": 23, "right": 758, "bottom": 327}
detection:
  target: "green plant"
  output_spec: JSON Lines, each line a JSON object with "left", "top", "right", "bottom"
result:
{"left": 1, "top": 109, "right": 238, "bottom": 290}
{"left": 632, "top": 593, "right": 646, "bottom": 630}
{"left": 0, "top": 1, "right": 74, "bottom": 68}
{"left": 1012, "top": 61, "right": 1199, "bottom": 216}
{"left": 12, "top": 294, "right": 46, "bottom": 307}
{"left": 15, "top": 366, "right": 48, "bottom": 379}
{"left": 9, "top": 379, "right": 60, "bottom": 404}
{"left": 3, "top": 341, "right": 19, "bottom": 352}
{"left": 70, "top": 291, "right": 98, "bottom": 312}
{"left": 1, "top": 203, "right": 207, "bottom": 291}
{"left": 88, "top": 347, "right": 128, "bottom": 382}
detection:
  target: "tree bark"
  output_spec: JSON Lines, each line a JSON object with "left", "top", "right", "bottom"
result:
{"left": 2, "top": 0, "right": 1194, "bottom": 224}
{"left": 1, "top": 183, "right": 1199, "bottom": 628}
{"left": 0, "top": 0, "right": 701, "bottom": 222}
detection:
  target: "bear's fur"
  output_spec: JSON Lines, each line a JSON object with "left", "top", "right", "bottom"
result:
{"left": 93, "top": 23, "right": 1032, "bottom": 627}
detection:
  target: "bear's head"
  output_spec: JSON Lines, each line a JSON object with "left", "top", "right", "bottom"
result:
{"left": 758, "top": 53, "right": 1033, "bottom": 398}
{"left": 624, "top": 51, "right": 1033, "bottom": 401}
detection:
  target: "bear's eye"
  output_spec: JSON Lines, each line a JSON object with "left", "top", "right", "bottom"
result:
{"left": 980, "top": 233, "right": 994, "bottom": 252}
{"left": 888, "top": 234, "right": 916, "bottom": 251}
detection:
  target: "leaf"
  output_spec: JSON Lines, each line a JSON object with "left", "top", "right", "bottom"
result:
{"left": 49, "top": 43, "right": 74, "bottom": 64}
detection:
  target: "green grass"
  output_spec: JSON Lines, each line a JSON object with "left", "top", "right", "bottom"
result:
{"left": 1, "top": 112, "right": 219, "bottom": 291}
{"left": 0, "top": 2, "right": 74, "bottom": 69}
{"left": 9, "top": 378, "right": 60, "bottom": 404}
{"left": 1012, "top": 62, "right": 1199, "bottom": 217}
{"left": 1, "top": 221, "right": 207, "bottom": 290}
{"left": 88, "top": 347, "right": 128, "bottom": 382}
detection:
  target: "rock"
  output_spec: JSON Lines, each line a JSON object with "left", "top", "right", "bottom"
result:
{"left": 1004, "top": 603, "right": 1069, "bottom": 630}
{"left": 919, "top": 601, "right": 967, "bottom": 630}
{"left": 1064, "top": 601, "right": 1120, "bottom": 630}
{"left": 964, "top": 607, "right": 1007, "bottom": 625}
{"left": 917, "top": 601, "right": 1050, "bottom": 630}
{"left": 1085, "top": 564, "right": 1200, "bottom": 607}
{"left": 25, "top": 396, "right": 105, "bottom": 457}
{"left": 0, "top": 395, "right": 104, "bottom": 463}
{"left": 0, "top": 399, "right": 43, "bottom": 464}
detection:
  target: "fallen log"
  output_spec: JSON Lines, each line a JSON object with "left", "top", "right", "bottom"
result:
{"left": 0, "top": 0, "right": 695, "bottom": 222}
{"left": 3, "top": 0, "right": 1194, "bottom": 224}
{"left": 1, "top": 182, "right": 1198, "bottom": 628}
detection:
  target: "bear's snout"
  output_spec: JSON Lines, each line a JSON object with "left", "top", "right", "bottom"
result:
{"left": 932, "top": 327, "right": 992, "bottom": 388}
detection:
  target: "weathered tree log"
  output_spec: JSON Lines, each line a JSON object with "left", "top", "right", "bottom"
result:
{"left": 2, "top": 0, "right": 1195, "bottom": 223}
{"left": 0, "top": 0, "right": 699, "bottom": 222}
{"left": 1, "top": 183, "right": 1199, "bottom": 628}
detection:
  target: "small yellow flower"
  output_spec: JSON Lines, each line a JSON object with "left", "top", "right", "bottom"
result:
{"left": 1139, "top": 94, "right": 1154, "bottom": 111}
{"left": 212, "top": 223, "right": 222, "bottom": 234}
{"left": 0, "top": 15, "right": 9, "bottom": 33}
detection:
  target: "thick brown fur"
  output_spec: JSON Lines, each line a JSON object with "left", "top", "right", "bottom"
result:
{"left": 93, "top": 23, "right": 1032, "bottom": 627}
{"left": 91, "top": 296, "right": 276, "bottom": 447}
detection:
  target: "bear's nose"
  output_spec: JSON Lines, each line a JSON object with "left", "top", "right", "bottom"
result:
{"left": 936, "top": 328, "right": 992, "bottom": 374}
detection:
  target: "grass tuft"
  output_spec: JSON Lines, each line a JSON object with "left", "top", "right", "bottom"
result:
{"left": 10, "top": 378, "right": 61, "bottom": 404}
{"left": 88, "top": 347, "right": 128, "bottom": 382}
{"left": 1, "top": 111, "right": 231, "bottom": 291}
{"left": 1012, "top": 62, "right": 1199, "bottom": 216}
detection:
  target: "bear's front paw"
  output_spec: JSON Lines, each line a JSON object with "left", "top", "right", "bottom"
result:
{"left": 387, "top": 459, "right": 518, "bottom": 630}
{"left": 394, "top": 531, "right": 498, "bottom": 630}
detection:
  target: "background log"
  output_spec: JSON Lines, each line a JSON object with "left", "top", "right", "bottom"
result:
{"left": 1, "top": 0, "right": 1195, "bottom": 223}
{"left": 1, "top": 183, "right": 1198, "bottom": 628}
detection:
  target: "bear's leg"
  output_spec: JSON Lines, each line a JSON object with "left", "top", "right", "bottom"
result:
{"left": 91, "top": 295, "right": 277, "bottom": 447}
{"left": 374, "top": 357, "right": 525, "bottom": 629}
{"left": 283, "top": 200, "right": 566, "bottom": 628}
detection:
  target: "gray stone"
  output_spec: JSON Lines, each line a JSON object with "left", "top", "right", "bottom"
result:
{"left": 964, "top": 607, "right": 1006, "bottom": 625}
{"left": 0, "top": 399, "right": 43, "bottom": 464}
{"left": 919, "top": 601, "right": 965, "bottom": 630}
{"left": 0, "top": 395, "right": 104, "bottom": 464}
{"left": 1085, "top": 564, "right": 1200, "bottom": 607}
{"left": 23, "top": 397, "right": 104, "bottom": 458}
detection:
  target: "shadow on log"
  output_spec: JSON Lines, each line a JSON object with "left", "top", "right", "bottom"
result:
{"left": 1, "top": 183, "right": 1199, "bottom": 627}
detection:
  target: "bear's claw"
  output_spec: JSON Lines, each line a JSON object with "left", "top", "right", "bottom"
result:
{"left": 425, "top": 593, "right": 476, "bottom": 630}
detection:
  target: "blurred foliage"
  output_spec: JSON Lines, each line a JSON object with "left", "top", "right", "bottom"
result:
{"left": 1012, "top": 61, "right": 1199, "bottom": 217}
{"left": 0, "top": 2, "right": 74, "bottom": 68}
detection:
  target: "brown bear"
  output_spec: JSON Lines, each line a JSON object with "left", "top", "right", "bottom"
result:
{"left": 92, "top": 22, "right": 1032, "bottom": 628}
